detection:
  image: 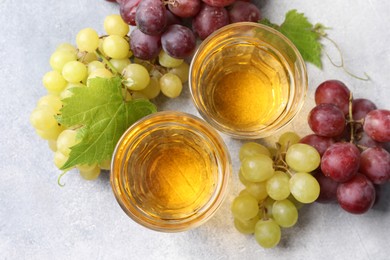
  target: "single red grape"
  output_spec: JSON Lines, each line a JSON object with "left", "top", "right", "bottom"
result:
{"left": 308, "top": 103, "right": 346, "bottom": 137}
{"left": 130, "top": 28, "right": 161, "bottom": 60}
{"left": 120, "top": 0, "right": 141, "bottom": 25}
{"left": 363, "top": 109, "right": 390, "bottom": 142}
{"left": 192, "top": 3, "right": 229, "bottom": 40}
{"left": 161, "top": 24, "right": 196, "bottom": 59}
{"left": 315, "top": 80, "right": 351, "bottom": 115}
{"left": 228, "top": 1, "right": 261, "bottom": 23}
{"left": 352, "top": 98, "right": 377, "bottom": 120}
{"left": 360, "top": 147, "right": 390, "bottom": 184}
{"left": 168, "top": 0, "right": 201, "bottom": 18}
{"left": 135, "top": 0, "right": 167, "bottom": 35}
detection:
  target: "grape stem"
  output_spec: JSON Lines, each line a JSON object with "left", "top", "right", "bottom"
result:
{"left": 95, "top": 49, "right": 120, "bottom": 76}
{"left": 57, "top": 170, "right": 71, "bottom": 187}
{"left": 348, "top": 92, "right": 355, "bottom": 143}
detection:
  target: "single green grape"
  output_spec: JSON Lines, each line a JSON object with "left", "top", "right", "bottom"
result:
{"left": 246, "top": 181, "right": 268, "bottom": 201}
{"left": 140, "top": 76, "right": 161, "bottom": 99}
{"left": 50, "top": 50, "right": 77, "bottom": 72}
{"left": 104, "top": 14, "right": 129, "bottom": 37}
{"left": 88, "top": 68, "right": 113, "bottom": 81}
{"left": 239, "top": 142, "right": 271, "bottom": 161}
{"left": 160, "top": 73, "right": 182, "bottom": 98}
{"left": 103, "top": 35, "right": 129, "bottom": 59}
{"left": 123, "top": 63, "right": 150, "bottom": 91}
{"left": 241, "top": 154, "right": 275, "bottom": 182}
{"left": 238, "top": 189, "right": 251, "bottom": 197}
{"left": 238, "top": 169, "right": 251, "bottom": 186}
{"left": 286, "top": 143, "right": 321, "bottom": 173}
{"left": 56, "top": 43, "right": 77, "bottom": 55}
{"left": 289, "top": 172, "right": 320, "bottom": 203}
{"left": 278, "top": 131, "right": 300, "bottom": 152}
{"left": 35, "top": 124, "right": 64, "bottom": 140}
{"left": 79, "top": 166, "right": 101, "bottom": 180}
{"left": 54, "top": 150, "right": 69, "bottom": 169}
{"left": 30, "top": 106, "right": 57, "bottom": 131}
{"left": 56, "top": 129, "right": 79, "bottom": 156}
{"left": 266, "top": 171, "right": 290, "bottom": 201}
{"left": 254, "top": 219, "right": 281, "bottom": 248}
{"left": 42, "top": 71, "right": 67, "bottom": 94}
{"left": 234, "top": 215, "right": 260, "bottom": 234}
{"left": 87, "top": 61, "right": 106, "bottom": 75}
{"left": 169, "top": 62, "right": 189, "bottom": 83}
{"left": 62, "top": 61, "right": 88, "bottom": 83}
{"left": 37, "top": 95, "right": 62, "bottom": 113}
{"left": 272, "top": 199, "right": 298, "bottom": 228}
{"left": 158, "top": 50, "right": 183, "bottom": 68}
{"left": 109, "top": 58, "right": 131, "bottom": 74}
{"left": 76, "top": 28, "right": 100, "bottom": 53}
{"left": 231, "top": 194, "right": 259, "bottom": 220}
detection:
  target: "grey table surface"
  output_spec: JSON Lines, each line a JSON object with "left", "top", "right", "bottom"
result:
{"left": 1, "top": 0, "right": 390, "bottom": 259}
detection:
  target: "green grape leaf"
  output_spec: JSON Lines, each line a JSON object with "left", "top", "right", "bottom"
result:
{"left": 56, "top": 76, "right": 157, "bottom": 170}
{"left": 260, "top": 10, "right": 325, "bottom": 69}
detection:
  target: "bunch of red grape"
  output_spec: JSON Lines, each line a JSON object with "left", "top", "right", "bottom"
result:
{"left": 300, "top": 80, "right": 390, "bottom": 214}
{"left": 107, "top": 0, "right": 261, "bottom": 60}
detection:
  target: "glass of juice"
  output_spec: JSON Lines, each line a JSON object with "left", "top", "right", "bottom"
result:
{"left": 190, "top": 22, "right": 307, "bottom": 139}
{"left": 110, "top": 111, "right": 231, "bottom": 232}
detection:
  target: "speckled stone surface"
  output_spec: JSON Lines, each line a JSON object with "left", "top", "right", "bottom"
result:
{"left": 1, "top": 0, "right": 390, "bottom": 259}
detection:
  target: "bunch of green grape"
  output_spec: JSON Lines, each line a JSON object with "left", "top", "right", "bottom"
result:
{"left": 30, "top": 14, "right": 189, "bottom": 180}
{"left": 231, "top": 132, "right": 321, "bottom": 248}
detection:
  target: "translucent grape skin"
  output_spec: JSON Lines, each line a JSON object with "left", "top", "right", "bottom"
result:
{"left": 239, "top": 142, "right": 271, "bottom": 161}
{"left": 315, "top": 80, "right": 351, "bottom": 115}
{"left": 120, "top": 0, "right": 141, "bottom": 26}
{"left": 161, "top": 24, "right": 196, "bottom": 59}
{"left": 135, "top": 0, "right": 167, "bottom": 35}
{"left": 285, "top": 143, "right": 321, "bottom": 173}
{"left": 308, "top": 103, "right": 346, "bottom": 137}
{"left": 289, "top": 172, "right": 320, "bottom": 203}
{"left": 228, "top": 1, "right": 261, "bottom": 23}
{"left": 352, "top": 98, "right": 377, "bottom": 120}
{"left": 321, "top": 142, "right": 360, "bottom": 183}
{"left": 241, "top": 154, "right": 275, "bottom": 182}
{"left": 299, "top": 134, "right": 335, "bottom": 156}
{"left": 130, "top": 28, "right": 161, "bottom": 60}
{"left": 202, "top": 0, "right": 236, "bottom": 7}
{"left": 337, "top": 174, "right": 375, "bottom": 214}
{"left": 192, "top": 3, "right": 229, "bottom": 40}
{"left": 363, "top": 109, "right": 390, "bottom": 142}
{"left": 360, "top": 147, "right": 390, "bottom": 184}
{"left": 313, "top": 171, "right": 339, "bottom": 203}
{"left": 168, "top": 0, "right": 201, "bottom": 18}
{"left": 254, "top": 219, "right": 281, "bottom": 248}
{"left": 231, "top": 194, "right": 259, "bottom": 220}
{"left": 272, "top": 199, "right": 298, "bottom": 228}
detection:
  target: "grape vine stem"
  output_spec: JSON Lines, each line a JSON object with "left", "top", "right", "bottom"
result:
{"left": 95, "top": 49, "right": 120, "bottom": 76}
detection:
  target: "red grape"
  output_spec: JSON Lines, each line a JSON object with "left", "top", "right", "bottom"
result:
{"left": 337, "top": 174, "right": 375, "bottom": 214}
{"left": 363, "top": 109, "right": 390, "bottom": 142}
{"left": 299, "top": 134, "right": 335, "bottom": 156}
{"left": 228, "top": 1, "right": 261, "bottom": 23}
{"left": 120, "top": 0, "right": 141, "bottom": 25}
{"left": 135, "top": 0, "right": 167, "bottom": 35}
{"left": 201, "top": 0, "right": 236, "bottom": 7}
{"left": 360, "top": 147, "right": 390, "bottom": 184}
{"left": 161, "top": 24, "right": 196, "bottom": 59}
{"left": 321, "top": 142, "right": 360, "bottom": 183}
{"left": 356, "top": 131, "right": 383, "bottom": 148}
{"left": 352, "top": 98, "right": 377, "bottom": 120}
{"left": 168, "top": 0, "right": 201, "bottom": 18}
{"left": 130, "top": 28, "right": 161, "bottom": 60}
{"left": 166, "top": 9, "right": 182, "bottom": 26}
{"left": 192, "top": 3, "right": 229, "bottom": 40}
{"left": 315, "top": 80, "right": 351, "bottom": 115}
{"left": 313, "top": 171, "right": 339, "bottom": 203}
{"left": 308, "top": 103, "right": 346, "bottom": 137}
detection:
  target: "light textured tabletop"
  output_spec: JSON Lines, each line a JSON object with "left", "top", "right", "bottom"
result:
{"left": 1, "top": 0, "right": 390, "bottom": 259}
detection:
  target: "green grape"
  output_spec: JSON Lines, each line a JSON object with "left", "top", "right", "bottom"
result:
{"left": 56, "top": 129, "right": 79, "bottom": 156}
{"left": 140, "top": 76, "right": 161, "bottom": 99}
{"left": 160, "top": 73, "right": 183, "bottom": 98}
{"left": 104, "top": 14, "right": 129, "bottom": 36}
{"left": 158, "top": 51, "right": 183, "bottom": 68}
{"left": 131, "top": 91, "right": 149, "bottom": 100}
{"left": 231, "top": 194, "right": 259, "bottom": 220}
{"left": 254, "top": 219, "right": 281, "bottom": 248}
{"left": 110, "top": 58, "right": 131, "bottom": 74}
{"left": 262, "top": 196, "right": 275, "bottom": 218}
{"left": 241, "top": 154, "right": 275, "bottom": 182}
{"left": 238, "top": 169, "right": 251, "bottom": 186}
{"left": 87, "top": 61, "right": 106, "bottom": 75}
{"left": 169, "top": 62, "right": 189, "bottom": 83}
{"left": 289, "top": 172, "right": 320, "bottom": 203}
{"left": 88, "top": 68, "right": 113, "bottom": 81}
{"left": 238, "top": 189, "right": 251, "bottom": 197}
{"left": 30, "top": 106, "right": 57, "bottom": 130}
{"left": 76, "top": 28, "right": 99, "bottom": 52}
{"left": 286, "top": 143, "right": 321, "bottom": 173}
{"left": 37, "top": 95, "right": 62, "bottom": 113}
{"left": 49, "top": 50, "right": 77, "bottom": 72}
{"left": 48, "top": 139, "right": 57, "bottom": 152}
{"left": 102, "top": 35, "right": 129, "bottom": 59}
{"left": 42, "top": 71, "right": 67, "bottom": 94}
{"left": 78, "top": 51, "right": 98, "bottom": 64}
{"left": 60, "top": 82, "right": 85, "bottom": 100}
{"left": 278, "top": 131, "right": 300, "bottom": 152}
{"left": 35, "top": 124, "right": 64, "bottom": 140}
{"left": 266, "top": 171, "right": 290, "bottom": 201}
{"left": 246, "top": 181, "right": 268, "bottom": 201}
{"left": 99, "top": 159, "right": 111, "bottom": 170}
{"left": 234, "top": 215, "right": 260, "bottom": 234}
{"left": 123, "top": 63, "right": 150, "bottom": 91}
{"left": 56, "top": 43, "right": 77, "bottom": 55}
{"left": 62, "top": 61, "right": 88, "bottom": 83}
{"left": 239, "top": 142, "right": 271, "bottom": 161}
{"left": 77, "top": 163, "right": 98, "bottom": 172}
{"left": 54, "top": 150, "right": 68, "bottom": 169}
{"left": 272, "top": 199, "right": 298, "bottom": 228}
{"left": 79, "top": 166, "right": 101, "bottom": 180}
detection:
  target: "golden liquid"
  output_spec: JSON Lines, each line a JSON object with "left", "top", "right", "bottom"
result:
{"left": 121, "top": 129, "right": 218, "bottom": 220}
